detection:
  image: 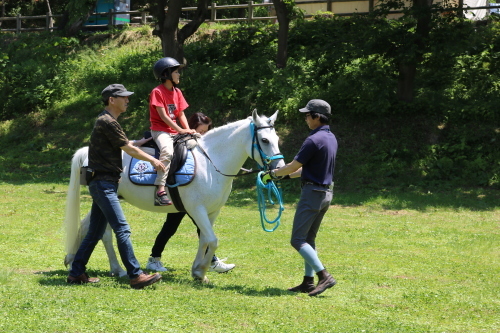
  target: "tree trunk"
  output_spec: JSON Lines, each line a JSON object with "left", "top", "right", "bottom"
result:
{"left": 396, "top": 0, "right": 433, "bottom": 102}
{"left": 1, "top": 0, "right": 4, "bottom": 27}
{"left": 272, "top": 0, "right": 290, "bottom": 68}
{"left": 59, "top": 0, "right": 96, "bottom": 36}
{"left": 153, "top": 0, "right": 209, "bottom": 64}
{"left": 396, "top": 62, "right": 417, "bottom": 102}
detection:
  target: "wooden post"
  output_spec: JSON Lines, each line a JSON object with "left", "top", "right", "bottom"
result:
{"left": 141, "top": 11, "right": 147, "bottom": 25}
{"left": 108, "top": 9, "right": 114, "bottom": 29}
{"left": 16, "top": 13, "right": 21, "bottom": 34}
{"left": 368, "top": 0, "right": 374, "bottom": 12}
{"left": 211, "top": 3, "right": 216, "bottom": 22}
{"left": 327, "top": 0, "right": 332, "bottom": 12}
{"left": 248, "top": 1, "right": 254, "bottom": 22}
{"left": 46, "top": 12, "right": 54, "bottom": 31}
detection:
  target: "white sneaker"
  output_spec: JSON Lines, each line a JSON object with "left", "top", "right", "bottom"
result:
{"left": 146, "top": 257, "right": 168, "bottom": 272}
{"left": 209, "top": 258, "right": 235, "bottom": 273}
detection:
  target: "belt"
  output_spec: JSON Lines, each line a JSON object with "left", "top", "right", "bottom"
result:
{"left": 92, "top": 170, "right": 121, "bottom": 183}
{"left": 301, "top": 181, "right": 331, "bottom": 189}
{"left": 93, "top": 170, "right": 121, "bottom": 177}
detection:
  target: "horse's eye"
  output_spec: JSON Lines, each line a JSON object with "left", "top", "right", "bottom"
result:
{"left": 261, "top": 138, "right": 269, "bottom": 144}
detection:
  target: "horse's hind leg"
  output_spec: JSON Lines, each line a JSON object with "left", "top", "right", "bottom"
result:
{"left": 66, "top": 211, "right": 126, "bottom": 278}
{"left": 64, "top": 211, "right": 91, "bottom": 272}
{"left": 102, "top": 224, "right": 127, "bottom": 277}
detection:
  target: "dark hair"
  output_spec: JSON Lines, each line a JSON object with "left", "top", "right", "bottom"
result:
{"left": 160, "top": 67, "right": 179, "bottom": 83}
{"left": 309, "top": 111, "right": 330, "bottom": 124}
{"left": 188, "top": 112, "right": 212, "bottom": 130}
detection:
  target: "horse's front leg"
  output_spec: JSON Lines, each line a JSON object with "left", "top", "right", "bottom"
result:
{"left": 190, "top": 210, "right": 219, "bottom": 283}
{"left": 192, "top": 233, "right": 218, "bottom": 283}
{"left": 101, "top": 224, "right": 127, "bottom": 277}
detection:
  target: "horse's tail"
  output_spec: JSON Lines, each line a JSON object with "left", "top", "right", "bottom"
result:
{"left": 64, "top": 146, "right": 88, "bottom": 256}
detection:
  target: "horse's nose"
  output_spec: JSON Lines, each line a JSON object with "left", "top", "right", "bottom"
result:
{"left": 271, "top": 157, "right": 285, "bottom": 170}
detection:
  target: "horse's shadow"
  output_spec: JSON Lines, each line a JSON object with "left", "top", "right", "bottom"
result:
{"left": 36, "top": 269, "right": 299, "bottom": 296}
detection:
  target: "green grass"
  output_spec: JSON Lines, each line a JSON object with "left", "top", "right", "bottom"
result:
{"left": 0, "top": 181, "right": 498, "bottom": 332}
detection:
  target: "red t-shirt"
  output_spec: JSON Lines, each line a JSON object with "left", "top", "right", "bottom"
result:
{"left": 149, "top": 84, "right": 189, "bottom": 134}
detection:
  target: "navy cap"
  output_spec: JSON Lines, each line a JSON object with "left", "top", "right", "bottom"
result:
{"left": 101, "top": 84, "right": 134, "bottom": 101}
{"left": 299, "top": 99, "right": 331, "bottom": 115}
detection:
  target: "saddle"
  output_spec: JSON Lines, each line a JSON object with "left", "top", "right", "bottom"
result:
{"left": 128, "top": 132, "right": 198, "bottom": 211}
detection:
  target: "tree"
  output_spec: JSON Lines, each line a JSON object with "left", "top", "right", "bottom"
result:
{"left": 272, "top": 0, "right": 291, "bottom": 68}
{"left": 58, "top": 0, "right": 97, "bottom": 36}
{"left": 396, "top": 0, "right": 434, "bottom": 102}
{"left": 271, "top": 0, "right": 302, "bottom": 68}
{"left": 1, "top": 1, "right": 5, "bottom": 28}
{"left": 375, "top": 0, "right": 448, "bottom": 102}
{"left": 152, "top": 0, "right": 210, "bottom": 63}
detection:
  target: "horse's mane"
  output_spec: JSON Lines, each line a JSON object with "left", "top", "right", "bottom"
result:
{"left": 200, "top": 117, "right": 250, "bottom": 143}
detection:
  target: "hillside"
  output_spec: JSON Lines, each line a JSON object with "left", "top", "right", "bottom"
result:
{"left": 0, "top": 18, "right": 499, "bottom": 191}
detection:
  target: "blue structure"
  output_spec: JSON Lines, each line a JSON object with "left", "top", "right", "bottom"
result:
{"left": 491, "top": 3, "right": 500, "bottom": 15}
{"left": 85, "top": 0, "right": 131, "bottom": 26}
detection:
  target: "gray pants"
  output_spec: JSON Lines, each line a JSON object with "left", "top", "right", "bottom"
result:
{"left": 291, "top": 184, "right": 333, "bottom": 251}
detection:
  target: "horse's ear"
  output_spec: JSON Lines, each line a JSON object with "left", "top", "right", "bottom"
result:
{"left": 252, "top": 109, "right": 260, "bottom": 124}
{"left": 269, "top": 110, "right": 279, "bottom": 126}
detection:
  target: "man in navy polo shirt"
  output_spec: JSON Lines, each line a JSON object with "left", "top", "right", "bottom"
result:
{"left": 263, "top": 99, "right": 338, "bottom": 297}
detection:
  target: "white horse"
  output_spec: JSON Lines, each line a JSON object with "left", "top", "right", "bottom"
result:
{"left": 64, "top": 110, "right": 285, "bottom": 282}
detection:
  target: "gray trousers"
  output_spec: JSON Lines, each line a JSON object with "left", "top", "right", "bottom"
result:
{"left": 291, "top": 183, "right": 333, "bottom": 251}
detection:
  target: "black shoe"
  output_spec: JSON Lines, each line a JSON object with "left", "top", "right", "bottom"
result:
{"left": 155, "top": 191, "right": 172, "bottom": 206}
{"left": 309, "top": 269, "right": 336, "bottom": 297}
{"left": 288, "top": 276, "right": 315, "bottom": 293}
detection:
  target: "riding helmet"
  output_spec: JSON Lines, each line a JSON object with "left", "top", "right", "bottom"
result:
{"left": 153, "top": 57, "right": 181, "bottom": 82}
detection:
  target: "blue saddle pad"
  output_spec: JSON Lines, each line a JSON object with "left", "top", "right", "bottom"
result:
{"left": 129, "top": 149, "right": 195, "bottom": 186}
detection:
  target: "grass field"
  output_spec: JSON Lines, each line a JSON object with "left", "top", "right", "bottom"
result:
{"left": 0, "top": 181, "right": 499, "bottom": 332}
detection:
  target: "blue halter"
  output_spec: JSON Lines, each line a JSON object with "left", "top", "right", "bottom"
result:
{"left": 249, "top": 121, "right": 284, "bottom": 171}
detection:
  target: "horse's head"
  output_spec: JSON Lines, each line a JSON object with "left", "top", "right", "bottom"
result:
{"left": 250, "top": 110, "right": 286, "bottom": 170}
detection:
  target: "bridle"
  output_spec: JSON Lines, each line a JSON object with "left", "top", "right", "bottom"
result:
{"left": 249, "top": 121, "right": 284, "bottom": 171}
{"left": 195, "top": 119, "right": 286, "bottom": 232}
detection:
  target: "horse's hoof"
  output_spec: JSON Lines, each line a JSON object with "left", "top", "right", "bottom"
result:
{"left": 110, "top": 271, "right": 128, "bottom": 278}
{"left": 194, "top": 276, "right": 210, "bottom": 284}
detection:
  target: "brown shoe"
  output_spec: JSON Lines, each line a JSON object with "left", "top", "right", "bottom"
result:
{"left": 130, "top": 273, "right": 162, "bottom": 289}
{"left": 288, "top": 276, "right": 315, "bottom": 293}
{"left": 67, "top": 273, "right": 100, "bottom": 284}
{"left": 308, "top": 269, "right": 336, "bottom": 297}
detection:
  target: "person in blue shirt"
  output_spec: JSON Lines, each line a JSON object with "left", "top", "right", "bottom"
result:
{"left": 262, "top": 99, "right": 338, "bottom": 297}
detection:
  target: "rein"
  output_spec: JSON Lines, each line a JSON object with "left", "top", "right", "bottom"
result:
{"left": 196, "top": 142, "right": 260, "bottom": 177}
{"left": 256, "top": 171, "right": 284, "bottom": 232}
{"left": 196, "top": 120, "right": 284, "bottom": 177}
{"left": 250, "top": 121, "right": 285, "bottom": 232}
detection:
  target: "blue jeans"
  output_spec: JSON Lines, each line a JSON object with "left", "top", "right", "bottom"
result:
{"left": 70, "top": 180, "right": 143, "bottom": 279}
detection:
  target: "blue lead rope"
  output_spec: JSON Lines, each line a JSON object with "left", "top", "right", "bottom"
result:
{"left": 256, "top": 171, "right": 285, "bottom": 232}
